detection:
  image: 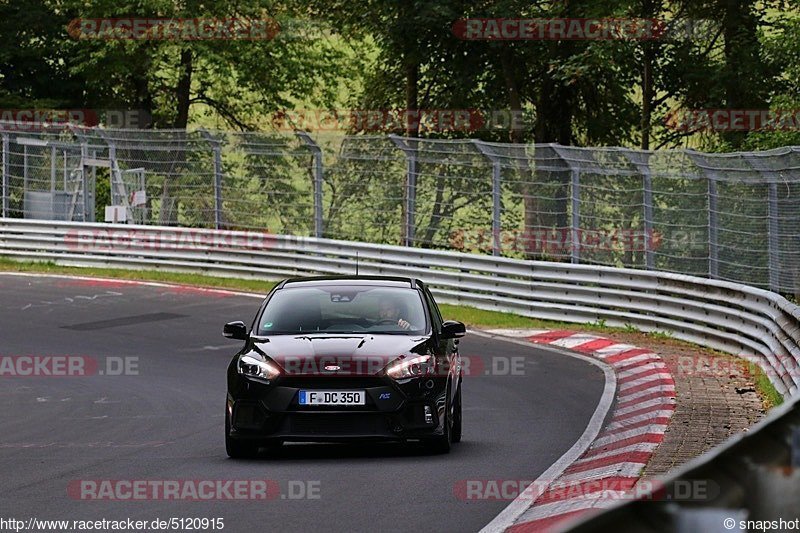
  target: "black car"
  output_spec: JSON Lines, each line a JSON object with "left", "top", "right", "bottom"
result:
{"left": 223, "top": 276, "right": 466, "bottom": 458}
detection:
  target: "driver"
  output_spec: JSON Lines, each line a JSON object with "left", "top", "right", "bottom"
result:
{"left": 378, "top": 299, "right": 412, "bottom": 330}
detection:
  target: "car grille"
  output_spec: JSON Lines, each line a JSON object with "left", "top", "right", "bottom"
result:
{"left": 278, "top": 377, "right": 387, "bottom": 389}
{"left": 285, "top": 413, "right": 390, "bottom": 436}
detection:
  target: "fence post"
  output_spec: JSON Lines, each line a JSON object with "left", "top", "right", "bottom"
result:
{"left": 199, "top": 129, "right": 224, "bottom": 230}
{"left": 67, "top": 124, "right": 92, "bottom": 222}
{"left": 767, "top": 182, "right": 780, "bottom": 292}
{"left": 62, "top": 148, "right": 67, "bottom": 191}
{"left": 50, "top": 144, "right": 56, "bottom": 194}
{"left": 707, "top": 177, "right": 719, "bottom": 279}
{"left": 686, "top": 151, "right": 722, "bottom": 280}
{"left": 1, "top": 133, "right": 8, "bottom": 218}
{"left": 97, "top": 130, "right": 121, "bottom": 205}
{"left": 80, "top": 141, "right": 90, "bottom": 222}
{"left": 389, "top": 135, "right": 417, "bottom": 247}
{"left": 295, "top": 131, "right": 324, "bottom": 239}
{"left": 473, "top": 140, "right": 502, "bottom": 256}
{"left": 571, "top": 168, "right": 581, "bottom": 264}
{"left": 642, "top": 172, "right": 655, "bottom": 269}
{"left": 623, "top": 151, "right": 655, "bottom": 269}
{"left": 744, "top": 154, "right": 782, "bottom": 292}
{"left": 548, "top": 144, "right": 582, "bottom": 263}
{"left": 107, "top": 138, "right": 120, "bottom": 207}
{"left": 22, "top": 145, "right": 28, "bottom": 201}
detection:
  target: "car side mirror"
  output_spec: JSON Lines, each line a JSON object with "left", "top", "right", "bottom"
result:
{"left": 441, "top": 320, "right": 466, "bottom": 339}
{"left": 223, "top": 321, "right": 248, "bottom": 340}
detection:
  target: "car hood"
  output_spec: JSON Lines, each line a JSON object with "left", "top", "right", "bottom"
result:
{"left": 252, "top": 334, "right": 430, "bottom": 371}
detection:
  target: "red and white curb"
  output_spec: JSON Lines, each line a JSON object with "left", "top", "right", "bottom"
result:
{"left": 484, "top": 329, "right": 676, "bottom": 533}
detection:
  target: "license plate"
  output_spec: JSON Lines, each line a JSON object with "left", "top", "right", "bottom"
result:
{"left": 298, "top": 390, "right": 365, "bottom": 406}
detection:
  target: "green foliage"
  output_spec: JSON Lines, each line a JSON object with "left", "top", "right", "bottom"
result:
{"left": 0, "top": 0, "right": 85, "bottom": 108}
{"left": 94, "top": 170, "right": 111, "bottom": 217}
{"left": 588, "top": 318, "right": 608, "bottom": 329}
{"left": 0, "top": 0, "right": 798, "bottom": 149}
{"left": 751, "top": 365, "right": 784, "bottom": 409}
{"left": 2, "top": 0, "right": 363, "bottom": 130}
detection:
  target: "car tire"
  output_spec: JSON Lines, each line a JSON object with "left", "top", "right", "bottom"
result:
{"left": 225, "top": 411, "right": 260, "bottom": 459}
{"left": 426, "top": 392, "right": 452, "bottom": 454}
{"left": 451, "top": 383, "right": 462, "bottom": 444}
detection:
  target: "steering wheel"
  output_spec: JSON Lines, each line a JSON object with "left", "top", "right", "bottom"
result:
{"left": 376, "top": 318, "right": 400, "bottom": 325}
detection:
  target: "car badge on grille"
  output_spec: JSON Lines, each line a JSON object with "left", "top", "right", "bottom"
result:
{"left": 324, "top": 365, "right": 341, "bottom": 372}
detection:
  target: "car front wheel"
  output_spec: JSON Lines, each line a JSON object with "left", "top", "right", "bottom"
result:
{"left": 425, "top": 392, "right": 453, "bottom": 454}
{"left": 451, "top": 383, "right": 462, "bottom": 444}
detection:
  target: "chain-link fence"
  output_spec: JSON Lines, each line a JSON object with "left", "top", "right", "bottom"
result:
{"left": 1, "top": 121, "right": 799, "bottom": 294}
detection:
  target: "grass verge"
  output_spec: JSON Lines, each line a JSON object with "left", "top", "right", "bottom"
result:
{"left": 751, "top": 365, "right": 785, "bottom": 409}
{"left": 0, "top": 257, "right": 276, "bottom": 293}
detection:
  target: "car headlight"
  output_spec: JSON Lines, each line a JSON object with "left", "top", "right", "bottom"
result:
{"left": 386, "top": 355, "right": 432, "bottom": 380}
{"left": 238, "top": 353, "right": 281, "bottom": 381}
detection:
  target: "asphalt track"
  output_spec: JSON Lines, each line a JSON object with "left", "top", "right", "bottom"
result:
{"left": 0, "top": 273, "right": 606, "bottom": 533}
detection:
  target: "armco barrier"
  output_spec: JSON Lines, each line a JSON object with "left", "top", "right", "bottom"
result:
{"left": 1, "top": 218, "right": 799, "bottom": 398}
{"left": 1, "top": 217, "right": 799, "bottom": 530}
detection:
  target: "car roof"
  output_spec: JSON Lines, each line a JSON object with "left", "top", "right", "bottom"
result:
{"left": 278, "top": 275, "right": 420, "bottom": 290}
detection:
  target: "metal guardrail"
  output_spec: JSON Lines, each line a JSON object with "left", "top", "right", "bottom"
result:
{"left": 1, "top": 217, "right": 799, "bottom": 529}
{"left": 3, "top": 123, "right": 800, "bottom": 294}
{"left": 2, "top": 218, "right": 798, "bottom": 398}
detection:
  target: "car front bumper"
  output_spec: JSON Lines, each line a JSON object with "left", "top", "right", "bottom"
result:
{"left": 226, "top": 377, "right": 448, "bottom": 442}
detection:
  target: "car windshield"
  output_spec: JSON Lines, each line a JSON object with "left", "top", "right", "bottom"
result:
{"left": 258, "top": 286, "right": 428, "bottom": 335}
